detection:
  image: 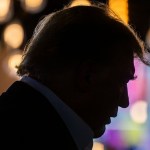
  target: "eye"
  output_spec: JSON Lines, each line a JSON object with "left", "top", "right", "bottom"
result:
{"left": 131, "top": 75, "right": 137, "bottom": 80}
{"left": 127, "top": 75, "right": 137, "bottom": 82}
{"left": 123, "top": 74, "right": 137, "bottom": 84}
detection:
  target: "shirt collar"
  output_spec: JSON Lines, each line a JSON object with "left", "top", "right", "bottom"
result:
{"left": 21, "top": 76, "right": 94, "bottom": 150}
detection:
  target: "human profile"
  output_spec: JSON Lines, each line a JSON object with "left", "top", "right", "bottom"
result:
{"left": 0, "top": 2, "right": 149, "bottom": 149}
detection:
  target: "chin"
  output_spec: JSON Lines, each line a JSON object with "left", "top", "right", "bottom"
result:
{"left": 93, "top": 126, "right": 106, "bottom": 138}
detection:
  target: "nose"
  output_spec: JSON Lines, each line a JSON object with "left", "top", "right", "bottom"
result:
{"left": 118, "top": 85, "right": 129, "bottom": 108}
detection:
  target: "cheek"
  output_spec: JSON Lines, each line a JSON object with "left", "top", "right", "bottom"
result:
{"left": 93, "top": 82, "right": 121, "bottom": 107}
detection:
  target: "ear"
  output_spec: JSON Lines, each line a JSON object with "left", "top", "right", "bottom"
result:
{"left": 76, "top": 61, "right": 100, "bottom": 93}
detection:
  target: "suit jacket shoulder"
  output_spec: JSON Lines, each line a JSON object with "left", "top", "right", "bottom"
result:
{"left": 0, "top": 81, "right": 78, "bottom": 149}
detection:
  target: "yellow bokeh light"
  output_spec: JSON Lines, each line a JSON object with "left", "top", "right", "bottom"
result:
{"left": 0, "top": 0, "right": 11, "bottom": 22}
{"left": 92, "top": 142, "right": 104, "bottom": 150}
{"left": 130, "top": 100, "right": 148, "bottom": 124}
{"left": 3, "top": 23, "right": 24, "bottom": 49}
{"left": 25, "top": 0, "right": 43, "bottom": 8}
{"left": 123, "top": 129, "right": 143, "bottom": 145}
{"left": 109, "top": 0, "right": 128, "bottom": 24}
{"left": 8, "top": 53, "right": 22, "bottom": 73}
{"left": 23, "top": 0, "right": 46, "bottom": 13}
{"left": 70, "top": 0, "right": 91, "bottom": 7}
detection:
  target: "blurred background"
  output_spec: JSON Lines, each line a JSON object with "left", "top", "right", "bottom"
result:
{"left": 0, "top": 0, "right": 150, "bottom": 149}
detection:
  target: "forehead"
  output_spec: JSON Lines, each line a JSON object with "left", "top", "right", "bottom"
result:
{"left": 108, "top": 45, "right": 135, "bottom": 80}
{"left": 112, "top": 41, "right": 134, "bottom": 67}
{"left": 111, "top": 57, "right": 135, "bottom": 82}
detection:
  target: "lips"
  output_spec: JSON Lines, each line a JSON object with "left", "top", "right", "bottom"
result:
{"left": 110, "top": 108, "right": 118, "bottom": 117}
{"left": 105, "top": 109, "right": 118, "bottom": 124}
{"left": 99, "top": 108, "right": 118, "bottom": 126}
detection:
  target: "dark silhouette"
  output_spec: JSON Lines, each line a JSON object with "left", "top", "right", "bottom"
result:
{"left": 0, "top": 2, "right": 149, "bottom": 149}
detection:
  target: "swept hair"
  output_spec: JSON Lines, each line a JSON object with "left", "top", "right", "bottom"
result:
{"left": 17, "top": 2, "right": 150, "bottom": 79}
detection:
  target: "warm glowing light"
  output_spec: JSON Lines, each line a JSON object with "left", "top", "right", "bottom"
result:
{"left": 130, "top": 101, "right": 148, "bottom": 124}
{"left": 23, "top": 0, "right": 46, "bottom": 13}
{"left": 25, "top": 0, "right": 43, "bottom": 8}
{"left": 3, "top": 23, "right": 24, "bottom": 49}
{"left": 70, "top": 0, "right": 91, "bottom": 7}
{"left": 92, "top": 142, "right": 104, "bottom": 150}
{"left": 0, "top": 0, "right": 11, "bottom": 22}
{"left": 8, "top": 53, "right": 22, "bottom": 77}
{"left": 109, "top": 0, "right": 128, "bottom": 24}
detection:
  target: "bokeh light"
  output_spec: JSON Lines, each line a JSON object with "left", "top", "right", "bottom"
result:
{"left": 3, "top": 23, "right": 24, "bottom": 49}
{"left": 109, "top": 0, "right": 128, "bottom": 24}
{"left": 8, "top": 53, "right": 22, "bottom": 74}
{"left": 130, "top": 100, "right": 148, "bottom": 124}
{"left": 92, "top": 142, "right": 104, "bottom": 150}
{"left": 0, "top": 0, "right": 12, "bottom": 23}
{"left": 22, "top": 0, "right": 46, "bottom": 13}
{"left": 70, "top": 0, "right": 91, "bottom": 7}
{"left": 122, "top": 129, "right": 144, "bottom": 146}
{"left": 128, "top": 59, "right": 146, "bottom": 104}
{"left": 2, "top": 51, "right": 22, "bottom": 79}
